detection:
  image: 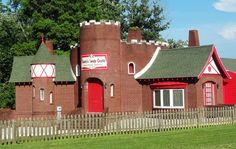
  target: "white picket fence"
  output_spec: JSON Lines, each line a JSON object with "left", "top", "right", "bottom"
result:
{"left": 1, "top": 106, "right": 236, "bottom": 144}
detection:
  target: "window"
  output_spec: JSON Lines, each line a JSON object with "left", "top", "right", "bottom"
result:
{"left": 32, "top": 86, "right": 35, "bottom": 98}
{"left": 39, "top": 89, "right": 45, "bottom": 101}
{"left": 110, "top": 84, "right": 114, "bottom": 97}
{"left": 203, "top": 82, "right": 215, "bottom": 106}
{"left": 153, "top": 89, "right": 184, "bottom": 108}
{"left": 49, "top": 92, "right": 53, "bottom": 104}
{"left": 128, "top": 62, "right": 135, "bottom": 74}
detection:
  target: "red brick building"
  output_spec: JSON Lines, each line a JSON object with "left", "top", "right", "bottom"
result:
{"left": 9, "top": 20, "right": 236, "bottom": 118}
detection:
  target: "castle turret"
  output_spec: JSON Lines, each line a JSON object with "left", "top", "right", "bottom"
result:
{"left": 79, "top": 20, "right": 121, "bottom": 113}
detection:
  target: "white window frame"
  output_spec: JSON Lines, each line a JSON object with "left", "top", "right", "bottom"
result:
{"left": 39, "top": 88, "right": 45, "bottom": 101}
{"left": 153, "top": 89, "right": 185, "bottom": 109}
{"left": 128, "top": 62, "right": 136, "bottom": 75}
{"left": 49, "top": 92, "right": 53, "bottom": 104}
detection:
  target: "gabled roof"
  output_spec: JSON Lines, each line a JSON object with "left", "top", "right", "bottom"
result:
{"left": 9, "top": 43, "right": 76, "bottom": 83}
{"left": 221, "top": 58, "right": 236, "bottom": 72}
{"left": 135, "top": 45, "right": 230, "bottom": 80}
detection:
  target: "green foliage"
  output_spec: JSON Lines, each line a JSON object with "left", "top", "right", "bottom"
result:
{"left": 0, "top": 83, "right": 15, "bottom": 108}
{"left": 122, "top": 0, "right": 169, "bottom": 40}
{"left": 9, "top": 0, "right": 122, "bottom": 50}
{"left": 167, "top": 39, "right": 188, "bottom": 49}
{"left": 54, "top": 50, "right": 70, "bottom": 56}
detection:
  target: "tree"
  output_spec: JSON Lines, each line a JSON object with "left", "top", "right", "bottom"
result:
{"left": 122, "top": 0, "right": 169, "bottom": 40}
{"left": 8, "top": 0, "right": 122, "bottom": 50}
{"left": 0, "top": 83, "right": 15, "bottom": 108}
{"left": 167, "top": 39, "right": 188, "bottom": 49}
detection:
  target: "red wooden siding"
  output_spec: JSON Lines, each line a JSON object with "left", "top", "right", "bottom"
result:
{"left": 223, "top": 71, "right": 236, "bottom": 104}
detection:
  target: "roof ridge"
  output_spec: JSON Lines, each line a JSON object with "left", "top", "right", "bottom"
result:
{"left": 14, "top": 55, "right": 34, "bottom": 58}
{"left": 221, "top": 58, "right": 236, "bottom": 60}
{"left": 162, "top": 44, "right": 213, "bottom": 51}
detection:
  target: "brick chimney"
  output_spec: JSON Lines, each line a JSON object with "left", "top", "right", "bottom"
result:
{"left": 188, "top": 30, "right": 200, "bottom": 47}
{"left": 45, "top": 40, "right": 54, "bottom": 55}
{"left": 127, "top": 27, "right": 142, "bottom": 42}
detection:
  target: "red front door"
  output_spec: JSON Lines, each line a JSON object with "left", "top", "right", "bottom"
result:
{"left": 88, "top": 79, "right": 103, "bottom": 112}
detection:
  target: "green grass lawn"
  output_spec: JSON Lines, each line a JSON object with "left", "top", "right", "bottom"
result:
{"left": 2, "top": 125, "right": 236, "bottom": 149}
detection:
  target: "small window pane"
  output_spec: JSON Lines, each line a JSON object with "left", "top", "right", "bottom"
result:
{"left": 154, "top": 90, "right": 161, "bottom": 106}
{"left": 163, "top": 90, "right": 170, "bottom": 106}
{"left": 173, "top": 90, "right": 183, "bottom": 107}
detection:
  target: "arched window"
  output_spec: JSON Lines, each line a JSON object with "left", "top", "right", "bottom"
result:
{"left": 39, "top": 88, "right": 45, "bottom": 101}
{"left": 49, "top": 92, "right": 53, "bottom": 104}
{"left": 110, "top": 84, "right": 114, "bottom": 97}
{"left": 128, "top": 62, "right": 135, "bottom": 75}
{"left": 32, "top": 86, "right": 35, "bottom": 98}
{"left": 203, "top": 82, "right": 216, "bottom": 106}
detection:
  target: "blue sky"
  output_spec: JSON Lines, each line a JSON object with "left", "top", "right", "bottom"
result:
{"left": 160, "top": 0, "right": 236, "bottom": 58}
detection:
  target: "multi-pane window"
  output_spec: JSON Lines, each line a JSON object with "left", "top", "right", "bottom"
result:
{"left": 128, "top": 62, "right": 135, "bottom": 74}
{"left": 153, "top": 89, "right": 184, "bottom": 108}
{"left": 39, "top": 89, "right": 45, "bottom": 101}
{"left": 204, "top": 82, "right": 215, "bottom": 106}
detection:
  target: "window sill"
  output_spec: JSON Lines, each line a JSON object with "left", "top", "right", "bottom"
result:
{"left": 153, "top": 106, "right": 184, "bottom": 109}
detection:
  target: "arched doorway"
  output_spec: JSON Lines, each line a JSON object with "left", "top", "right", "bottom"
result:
{"left": 87, "top": 78, "right": 104, "bottom": 112}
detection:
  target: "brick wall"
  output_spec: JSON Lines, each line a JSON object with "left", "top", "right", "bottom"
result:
{"left": 15, "top": 84, "right": 32, "bottom": 117}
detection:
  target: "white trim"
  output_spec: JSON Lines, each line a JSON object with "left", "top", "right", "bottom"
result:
{"left": 71, "top": 67, "right": 77, "bottom": 81}
{"left": 128, "top": 62, "right": 136, "bottom": 75}
{"left": 134, "top": 47, "right": 161, "bottom": 79}
{"left": 153, "top": 89, "right": 185, "bottom": 109}
{"left": 203, "top": 57, "right": 220, "bottom": 74}
{"left": 76, "top": 64, "right": 79, "bottom": 77}
{"left": 131, "top": 39, "right": 138, "bottom": 43}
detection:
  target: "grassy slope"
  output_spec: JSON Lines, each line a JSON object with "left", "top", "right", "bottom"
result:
{"left": 2, "top": 125, "right": 236, "bottom": 149}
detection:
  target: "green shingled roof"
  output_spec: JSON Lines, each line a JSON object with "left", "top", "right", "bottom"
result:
{"left": 9, "top": 43, "right": 75, "bottom": 83}
{"left": 221, "top": 58, "right": 236, "bottom": 72}
{"left": 9, "top": 56, "right": 33, "bottom": 82}
{"left": 32, "top": 44, "right": 54, "bottom": 64}
{"left": 136, "top": 45, "right": 213, "bottom": 79}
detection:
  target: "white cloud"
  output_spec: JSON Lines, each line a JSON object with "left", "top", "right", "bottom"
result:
{"left": 218, "top": 24, "right": 236, "bottom": 39}
{"left": 214, "top": 0, "right": 236, "bottom": 12}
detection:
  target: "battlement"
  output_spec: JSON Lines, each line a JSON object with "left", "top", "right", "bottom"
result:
{"left": 70, "top": 43, "right": 79, "bottom": 49}
{"left": 121, "top": 39, "right": 169, "bottom": 47}
{"left": 80, "top": 20, "right": 120, "bottom": 27}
